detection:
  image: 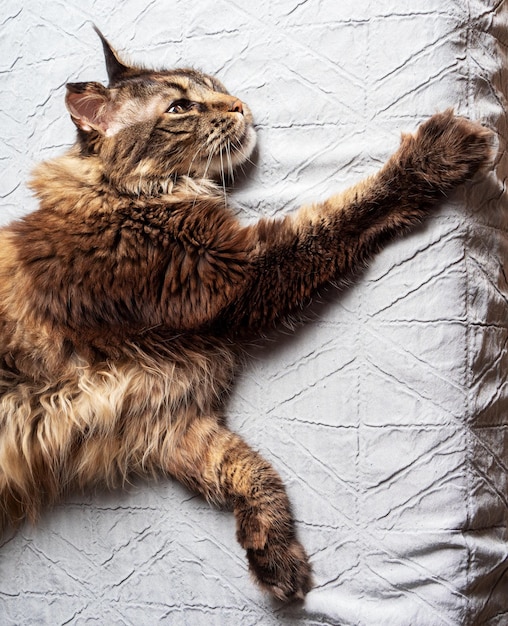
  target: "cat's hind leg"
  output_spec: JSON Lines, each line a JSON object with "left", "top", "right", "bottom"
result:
{"left": 165, "top": 416, "right": 312, "bottom": 601}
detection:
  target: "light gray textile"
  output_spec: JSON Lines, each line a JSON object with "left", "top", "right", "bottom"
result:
{"left": 1, "top": 1, "right": 507, "bottom": 624}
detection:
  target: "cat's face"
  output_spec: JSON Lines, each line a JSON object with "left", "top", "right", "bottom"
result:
{"left": 65, "top": 33, "right": 256, "bottom": 192}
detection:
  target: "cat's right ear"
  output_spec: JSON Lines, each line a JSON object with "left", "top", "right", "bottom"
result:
{"left": 65, "top": 82, "right": 115, "bottom": 136}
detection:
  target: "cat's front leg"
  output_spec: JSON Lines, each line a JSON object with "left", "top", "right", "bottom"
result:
{"left": 219, "top": 110, "right": 493, "bottom": 334}
{"left": 313, "top": 109, "right": 495, "bottom": 255}
{"left": 164, "top": 417, "right": 312, "bottom": 601}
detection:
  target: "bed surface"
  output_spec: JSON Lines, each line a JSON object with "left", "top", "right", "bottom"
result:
{"left": 1, "top": 1, "right": 507, "bottom": 624}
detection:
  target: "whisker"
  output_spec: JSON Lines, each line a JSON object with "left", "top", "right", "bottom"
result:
{"left": 202, "top": 144, "right": 216, "bottom": 180}
{"left": 226, "top": 140, "right": 234, "bottom": 184}
{"left": 231, "top": 136, "right": 256, "bottom": 168}
{"left": 219, "top": 146, "right": 227, "bottom": 206}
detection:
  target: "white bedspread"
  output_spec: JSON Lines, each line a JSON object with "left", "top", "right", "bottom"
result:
{"left": 1, "top": 1, "right": 507, "bottom": 624}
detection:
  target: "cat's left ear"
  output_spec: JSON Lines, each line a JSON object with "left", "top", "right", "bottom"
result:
{"left": 65, "top": 82, "right": 118, "bottom": 136}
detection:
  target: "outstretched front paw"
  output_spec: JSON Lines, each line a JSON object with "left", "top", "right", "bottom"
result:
{"left": 401, "top": 109, "right": 494, "bottom": 193}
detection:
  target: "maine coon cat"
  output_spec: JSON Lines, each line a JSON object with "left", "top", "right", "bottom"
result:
{"left": 0, "top": 28, "right": 493, "bottom": 601}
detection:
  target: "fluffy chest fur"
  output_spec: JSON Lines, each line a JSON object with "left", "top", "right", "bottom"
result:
{"left": 11, "top": 155, "right": 254, "bottom": 341}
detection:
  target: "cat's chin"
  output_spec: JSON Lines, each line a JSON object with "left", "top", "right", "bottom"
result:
{"left": 236, "top": 125, "right": 257, "bottom": 165}
{"left": 200, "top": 125, "right": 257, "bottom": 180}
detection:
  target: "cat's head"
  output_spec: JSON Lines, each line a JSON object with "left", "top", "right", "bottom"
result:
{"left": 65, "top": 28, "right": 256, "bottom": 193}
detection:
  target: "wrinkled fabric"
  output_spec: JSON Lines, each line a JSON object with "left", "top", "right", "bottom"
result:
{"left": 0, "top": 1, "right": 507, "bottom": 624}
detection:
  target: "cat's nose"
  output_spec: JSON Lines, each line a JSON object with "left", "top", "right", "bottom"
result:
{"left": 229, "top": 99, "right": 244, "bottom": 115}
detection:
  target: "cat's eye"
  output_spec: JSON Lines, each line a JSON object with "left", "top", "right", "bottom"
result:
{"left": 166, "top": 99, "right": 194, "bottom": 114}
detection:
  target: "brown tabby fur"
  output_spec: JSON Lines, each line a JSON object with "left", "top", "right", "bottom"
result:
{"left": 0, "top": 29, "right": 493, "bottom": 601}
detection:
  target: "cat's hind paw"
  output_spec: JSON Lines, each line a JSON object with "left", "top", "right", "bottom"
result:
{"left": 247, "top": 538, "right": 312, "bottom": 602}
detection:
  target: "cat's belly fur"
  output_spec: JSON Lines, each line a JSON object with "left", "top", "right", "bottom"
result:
{"left": 0, "top": 341, "right": 236, "bottom": 496}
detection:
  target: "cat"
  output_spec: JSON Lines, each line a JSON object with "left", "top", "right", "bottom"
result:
{"left": 0, "top": 27, "right": 493, "bottom": 601}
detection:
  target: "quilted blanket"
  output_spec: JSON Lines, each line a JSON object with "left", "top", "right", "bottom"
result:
{"left": 0, "top": 1, "right": 507, "bottom": 625}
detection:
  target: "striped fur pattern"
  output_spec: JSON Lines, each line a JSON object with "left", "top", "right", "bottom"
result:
{"left": 0, "top": 30, "right": 493, "bottom": 601}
